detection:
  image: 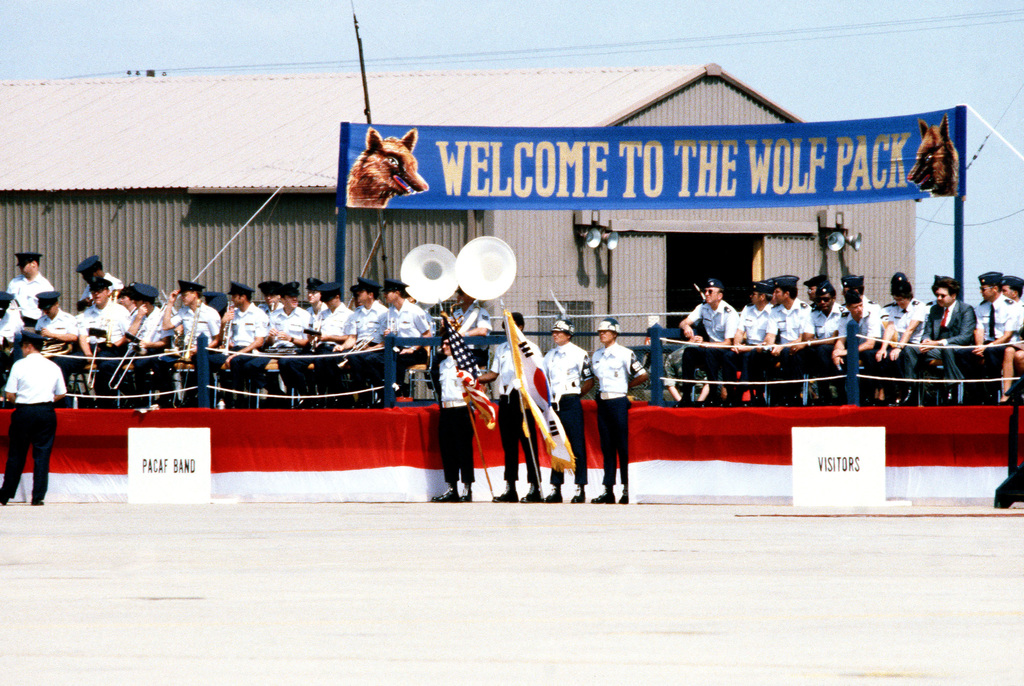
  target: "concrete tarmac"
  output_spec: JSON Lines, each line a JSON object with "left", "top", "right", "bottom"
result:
{"left": 1, "top": 501, "right": 1022, "bottom": 685}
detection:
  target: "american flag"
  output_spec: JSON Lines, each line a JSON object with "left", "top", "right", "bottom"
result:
{"left": 440, "top": 314, "right": 496, "bottom": 429}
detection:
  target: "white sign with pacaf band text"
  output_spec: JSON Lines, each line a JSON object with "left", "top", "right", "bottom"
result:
{"left": 792, "top": 427, "right": 886, "bottom": 507}
{"left": 128, "top": 428, "right": 212, "bottom": 504}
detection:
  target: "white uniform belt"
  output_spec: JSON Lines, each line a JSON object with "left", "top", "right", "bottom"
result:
{"left": 442, "top": 400, "right": 467, "bottom": 409}
{"left": 600, "top": 392, "right": 626, "bottom": 400}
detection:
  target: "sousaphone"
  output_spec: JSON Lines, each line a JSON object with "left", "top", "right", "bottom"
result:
{"left": 455, "top": 237, "right": 517, "bottom": 301}
{"left": 400, "top": 244, "right": 458, "bottom": 304}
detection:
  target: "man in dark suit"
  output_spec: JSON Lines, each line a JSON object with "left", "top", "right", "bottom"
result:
{"left": 900, "top": 276, "right": 977, "bottom": 404}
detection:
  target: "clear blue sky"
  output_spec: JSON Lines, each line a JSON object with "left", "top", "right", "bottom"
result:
{"left": 3, "top": 1, "right": 1022, "bottom": 302}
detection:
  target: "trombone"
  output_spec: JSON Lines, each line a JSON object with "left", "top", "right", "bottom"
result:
{"left": 84, "top": 323, "right": 111, "bottom": 390}
{"left": 110, "top": 332, "right": 141, "bottom": 390}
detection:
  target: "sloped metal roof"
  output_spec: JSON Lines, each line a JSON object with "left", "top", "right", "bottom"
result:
{"left": 0, "top": 65, "right": 794, "bottom": 192}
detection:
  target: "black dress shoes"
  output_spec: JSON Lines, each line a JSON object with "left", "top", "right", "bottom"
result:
{"left": 569, "top": 486, "right": 586, "bottom": 503}
{"left": 618, "top": 487, "right": 629, "bottom": 504}
{"left": 459, "top": 485, "right": 472, "bottom": 502}
{"left": 432, "top": 485, "right": 459, "bottom": 503}
{"left": 542, "top": 486, "right": 562, "bottom": 503}
{"left": 493, "top": 483, "right": 518, "bottom": 503}
{"left": 591, "top": 487, "right": 616, "bottom": 504}
{"left": 31, "top": 499, "right": 44, "bottom": 506}
{"left": 520, "top": 484, "right": 542, "bottom": 503}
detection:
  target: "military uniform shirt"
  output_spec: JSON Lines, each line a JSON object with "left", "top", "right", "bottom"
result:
{"left": 0, "top": 308, "right": 25, "bottom": 344}
{"left": 319, "top": 305, "right": 353, "bottom": 341}
{"left": 454, "top": 301, "right": 492, "bottom": 349}
{"left": 591, "top": 342, "right": 645, "bottom": 395}
{"left": 544, "top": 341, "right": 594, "bottom": 399}
{"left": 838, "top": 308, "right": 883, "bottom": 343}
{"left": 381, "top": 300, "right": 432, "bottom": 340}
{"left": 438, "top": 356, "right": 466, "bottom": 404}
{"left": 766, "top": 298, "right": 813, "bottom": 344}
{"left": 7, "top": 273, "right": 54, "bottom": 321}
{"left": 810, "top": 303, "right": 847, "bottom": 340}
{"left": 882, "top": 299, "right": 928, "bottom": 345}
{"left": 137, "top": 309, "right": 173, "bottom": 346}
{"left": 688, "top": 301, "right": 739, "bottom": 342}
{"left": 736, "top": 303, "right": 773, "bottom": 345}
{"left": 488, "top": 339, "right": 543, "bottom": 396}
{"left": 171, "top": 304, "right": 221, "bottom": 345}
{"left": 36, "top": 309, "right": 78, "bottom": 339}
{"left": 79, "top": 273, "right": 125, "bottom": 303}
{"left": 343, "top": 302, "right": 388, "bottom": 344}
{"left": 80, "top": 301, "right": 132, "bottom": 345}
{"left": 974, "top": 296, "right": 1018, "bottom": 342}
{"left": 267, "top": 307, "right": 312, "bottom": 351}
{"left": 228, "top": 304, "right": 270, "bottom": 348}
{"left": 5, "top": 353, "right": 66, "bottom": 403}
{"left": 864, "top": 299, "right": 888, "bottom": 325}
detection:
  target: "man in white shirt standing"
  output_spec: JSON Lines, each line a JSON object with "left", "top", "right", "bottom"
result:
{"left": 0, "top": 330, "right": 66, "bottom": 506}
{"left": 7, "top": 251, "right": 53, "bottom": 326}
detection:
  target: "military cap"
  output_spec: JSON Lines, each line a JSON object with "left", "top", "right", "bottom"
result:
{"left": 15, "top": 251, "right": 42, "bottom": 266}
{"left": 383, "top": 278, "right": 409, "bottom": 292}
{"left": 316, "top": 281, "right": 343, "bottom": 300}
{"left": 276, "top": 281, "right": 301, "bottom": 298}
{"left": 228, "top": 281, "right": 255, "bottom": 297}
{"left": 205, "top": 291, "right": 228, "bottom": 315}
{"left": 804, "top": 274, "right": 828, "bottom": 288}
{"left": 76, "top": 255, "right": 102, "bottom": 274}
{"left": 258, "top": 280, "right": 282, "bottom": 296}
{"left": 1000, "top": 275, "right": 1023, "bottom": 292}
{"left": 978, "top": 271, "right": 1004, "bottom": 287}
{"left": 20, "top": 330, "right": 45, "bottom": 348}
{"left": 597, "top": 317, "right": 620, "bottom": 334}
{"left": 552, "top": 319, "right": 575, "bottom": 335}
{"left": 132, "top": 283, "right": 159, "bottom": 302}
{"left": 704, "top": 278, "right": 725, "bottom": 290}
{"left": 841, "top": 274, "right": 864, "bottom": 289}
{"left": 36, "top": 290, "right": 61, "bottom": 308}
{"left": 350, "top": 277, "right": 381, "bottom": 295}
{"left": 0, "top": 291, "right": 14, "bottom": 304}
{"left": 890, "top": 272, "right": 913, "bottom": 296}
{"left": 771, "top": 275, "right": 799, "bottom": 289}
{"left": 844, "top": 291, "right": 863, "bottom": 306}
{"left": 752, "top": 280, "right": 774, "bottom": 295}
{"left": 306, "top": 277, "right": 324, "bottom": 291}
{"left": 91, "top": 277, "right": 113, "bottom": 292}
{"left": 177, "top": 279, "right": 205, "bottom": 294}
{"left": 816, "top": 281, "right": 837, "bottom": 297}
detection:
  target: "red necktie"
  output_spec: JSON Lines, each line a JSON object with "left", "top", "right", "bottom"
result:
{"left": 940, "top": 307, "right": 949, "bottom": 328}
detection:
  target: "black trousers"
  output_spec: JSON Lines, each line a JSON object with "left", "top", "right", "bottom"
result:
{"left": 722, "top": 349, "right": 771, "bottom": 402}
{"left": 681, "top": 345, "right": 728, "bottom": 399}
{"left": 498, "top": 390, "right": 538, "bottom": 485}
{"left": 551, "top": 393, "right": 587, "bottom": 486}
{"left": 1, "top": 403, "right": 57, "bottom": 503}
{"left": 596, "top": 396, "right": 630, "bottom": 487}
{"left": 438, "top": 405, "right": 474, "bottom": 485}
{"left": 274, "top": 354, "right": 309, "bottom": 396}
{"left": 347, "top": 349, "right": 384, "bottom": 390}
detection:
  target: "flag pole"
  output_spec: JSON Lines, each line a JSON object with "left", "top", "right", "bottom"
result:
{"left": 465, "top": 404, "right": 495, "bottom": 499}
{"left": 516, "top": 387, "right": 543, "bottom": 492}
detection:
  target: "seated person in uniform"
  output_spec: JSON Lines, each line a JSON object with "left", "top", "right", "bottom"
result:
{"left": 35, "top": 290, "right": 84, "bottom": 401}
{"left": 723, "top": 280, "right": 775, "bottom": 406}
{"left": 762, "top": 275, "right": 813, "bottom": 406}
{"left": 310, "top": 282, "right": 354, "bottom": 407}
{"left": 804, "top": 281, "right": 845, "bottom": 404}
{"left": 831, "top": 291, "right": 883, "bottom": 404}
{"left": 877, "top": 272, "right": 927, "bottom": 406}
{"left": 674, "top": 278, "right": 738, "bottom": 407}
{"left": 265, "top": 282, "right": 313, "bottom": 403}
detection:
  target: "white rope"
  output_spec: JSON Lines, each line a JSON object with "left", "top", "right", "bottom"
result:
{"left": 662, "top": 375, "right": 846, "bottom": 387}
{"left": 64, "top": 386, "right": 198, "bottom": 400}
{"left": 207, "top": 384, "right": 384, "bottom": 400}
{"left": 663, "top": 334, "right": 1020, "bottom": 351}
{"left": 860, "top": 335, "right": 1018, "bottom": 351}
{"left": 963, "top": 103, "right": 1024, "bottom": 165}
{"left": 662, "top": 337, "right": 808, "bottom": 350}
{"left": 857, "top": 373, "right": 1018, "bottom": 385}
{"left": 205, "top": 345, "right": 379, "bottom": 360}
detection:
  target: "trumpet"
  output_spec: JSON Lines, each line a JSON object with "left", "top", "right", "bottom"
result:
{"left": 181, "top": 317, "right": 199, "bottom": 363}
{"left": 338, "top": 337, "right": 371, "bottom": 369}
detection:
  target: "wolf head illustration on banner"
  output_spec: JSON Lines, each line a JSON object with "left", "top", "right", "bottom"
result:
{"left": 346, "top": 127, "right": 430, "bottom": 209}
{"left": 908, "top": 113, "right": 959, "bottom": 197}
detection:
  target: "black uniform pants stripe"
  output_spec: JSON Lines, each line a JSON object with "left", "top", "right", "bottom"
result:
{"left": 497, "top": 390, "right": 538, "bottom": 485}
{"left": 438, "top": 406, "right": 474, "bottom": 485}
{"left": 596, "top": 396, "right": 629, "bottom": 487}
{"left": 1, "top": 404, "right": 57, "bottom": 503}
{"left": 551, "top": 393, "right": 587, "bottom": 486}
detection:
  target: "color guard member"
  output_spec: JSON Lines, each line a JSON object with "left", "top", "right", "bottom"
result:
{"left": 452, "top": 286, "right": 492, "bottom": 368}
{"left": 0, "top": 331, "right": 66, "bottom": 506}
{"left": 8, "top": 251, "right": 53, "bottom": 326}
{"left": 432, "top": 340, "right": 475, "bottom": 503}
{"left": 590, "top": 318, "right": 647, "bottom": 504}
{"left": 543, "top": 318, "right": 594, "bottom": 503}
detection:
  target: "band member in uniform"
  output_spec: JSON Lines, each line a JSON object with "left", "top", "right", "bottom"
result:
{"left": 156, "top": 280, "right": 222, "bottom": 405}
{"left": 763, "top": 275, "right": 813, "bottom": 406}
{"left": 8, "top": 251, "right": 53, "bottom": 327}
{"left": 78, "top": 277, "right": 132, "bottom": 404}
{"left": 877, "top": 273, "right": 927, "bottom": 406}
{"left": 432, "top": 340, "right": 475, "bottom": 503}
{"left": 34, "top": 291, "right": 83, "bottom": 394}
{"left": 831, "top": 291, "right": 883, "bottom": 404}
{"left": 478, "top": 312, "right": 542, "bottom": 503}
{"left": 590, "top": 318, "right": 648, "bottom": 504}
{"left": 218, "top": 281, "right": 270, "bottom": 407}
{"left": 380, "top": 278, "right": 433, "bottom": 397}
{"left": 341, "top": 278, "right": 388, "bottom": 404}
{"left": 266, "top": 281, "right": 313, "bottom": 402}
{"left": 676, "top": 278, "right": 739, "bottom": 407}
{"left": 310, "top": 282, "right": 353, "bottom": 406}
{"left": 723, "top": 280, "right": 775, "bottom": 406}
{"left": 257, "top": 281, "right": 283, "bottom": 316}
{"left": 0, "top": 331, "right": 66, "bottom": 506}
{"left": 75, "top": 255, "right": 124, "bottom": 310}
{"left": 543, "top": 318, "right": 594, "bottom": 503}
{"left": 0, "top": 292, "right": 25, "bottom": 387}
{"left": 901, "top": 276, "right": 977, "bottom": 405}
{"left": 306, "top": 278, "right": 331, "bottom": 328}
{"left": 121, "top": 284, "right": 174, "bottom": 407}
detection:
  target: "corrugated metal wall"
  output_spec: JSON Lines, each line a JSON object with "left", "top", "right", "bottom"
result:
{"left": 0, "top": 191, "right": 338, "bottom": 301}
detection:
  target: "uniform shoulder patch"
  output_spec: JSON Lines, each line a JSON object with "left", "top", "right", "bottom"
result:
{"left": 884, "top": 301, "right": 896, "bottom": 308}
{"left": 799, "top": 302, "right": 809, "bottom": 308}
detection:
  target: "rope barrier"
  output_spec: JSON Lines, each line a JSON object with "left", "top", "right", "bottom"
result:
{"left": 64, "top": 386, "right": 198, "bottom": 400}
{"left": 662, "top": 334, "right": 1020, "bottom": 351}
{"left": 662, "top": 375, "right": 846, "bottom": 387}
{"left": 207, "top": 384, "right": 384, "bottom": 400}
{"left": 203, "top": 345, "right": 380, "bottom": 360}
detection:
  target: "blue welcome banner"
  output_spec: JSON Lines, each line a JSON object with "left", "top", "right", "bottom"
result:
{"left": 338, "top": 107, "right": 965, "bottom": 210}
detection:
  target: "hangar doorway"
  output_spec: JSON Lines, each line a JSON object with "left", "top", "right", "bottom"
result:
{"left": 666, "top": 233, "right": 758, "bottom": 328}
